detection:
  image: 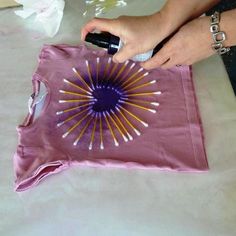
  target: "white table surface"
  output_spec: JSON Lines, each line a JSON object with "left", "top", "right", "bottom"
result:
{"left": 0, "top": 1, "right": 236, "bottom": 235}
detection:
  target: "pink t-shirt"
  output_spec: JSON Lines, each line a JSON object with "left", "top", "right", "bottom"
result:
{"left": 14, "top": 44, "right": 208, "bottom": 191}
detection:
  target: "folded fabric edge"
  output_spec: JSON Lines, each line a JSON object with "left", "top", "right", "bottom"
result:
{"left": 14, "top": 157, "right": 209, "bottom": 192}
{"left": 179, "top": 66, "right": 209, "bottom": 169}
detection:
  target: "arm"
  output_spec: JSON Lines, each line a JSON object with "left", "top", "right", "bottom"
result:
{"left": 81, "top": 0, "right": 221, "bottom": 64}
{"left": 158, "top": 0, "right": 221, "bottom": 32}
{"left": 141, "top": 8, "right": 236, "bottom": 69}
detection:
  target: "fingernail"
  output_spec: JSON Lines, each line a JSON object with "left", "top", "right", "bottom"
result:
{"left": 140, "top": 63, "right": 148, "bottom": 70}
{"left": 112, "top": 56, "right": 118, "bottom": 63}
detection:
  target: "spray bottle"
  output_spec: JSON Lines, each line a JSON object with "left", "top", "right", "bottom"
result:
{"left": 85, "top": 32, "right": 170, "bottom": 62}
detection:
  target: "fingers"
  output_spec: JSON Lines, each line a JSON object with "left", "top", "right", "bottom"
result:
{"left": 141, "top": 51, "right": 184, "bottom": 70}
{"left": 160, "top": 58, "right": 178, "bottom": 69}
{"left": 81, "top": 17, "right": 119, "bottom": 40}
{"left": 113, "top": 44, "right": 139, "bottom": 63}
{"left": 140, "top": 47, "right": 170, "bottom": 70}
{"left": 81, "top": 17, "right": 192, "bottom": 69}
{"left": 141, "top": 34, "right": 186, "bottom": 70}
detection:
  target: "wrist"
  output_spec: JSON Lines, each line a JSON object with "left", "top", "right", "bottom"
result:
{"left": 150, "top": 11, "right": 175, "bottom": 38}
{"left": 157, "top": 2, "right": 192, "bottom": 33}
{"left": 210, "top": 12, "right": 231, "bottom": 54}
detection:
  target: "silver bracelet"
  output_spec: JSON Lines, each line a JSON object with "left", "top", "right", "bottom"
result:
{"left": 210, "top": 11, "right": 230, "bottom": 55}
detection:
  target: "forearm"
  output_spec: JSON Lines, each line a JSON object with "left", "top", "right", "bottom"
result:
{"left": 153, "top": 0, "right": 220, "bottom": 35}
{"left": 221, "top": 9, "right": 236, "bottom": 47}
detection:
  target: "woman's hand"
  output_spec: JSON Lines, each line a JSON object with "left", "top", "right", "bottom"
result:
{"left": 81, "top": 13, "right": 172, "bottom": 63}
{"left": 141, "top": 16, "right": 215, "bottom": 70}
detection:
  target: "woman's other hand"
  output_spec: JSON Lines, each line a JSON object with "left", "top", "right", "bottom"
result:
{"left": 141, "top": 16, "right": 215, "bottom": 70}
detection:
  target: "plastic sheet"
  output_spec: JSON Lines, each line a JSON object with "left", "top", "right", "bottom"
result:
{"left": 15, "top": 0, "right": 65, "bottom": 37}
{"left": 83, "top": 0, "right": 127, "bottom": 17}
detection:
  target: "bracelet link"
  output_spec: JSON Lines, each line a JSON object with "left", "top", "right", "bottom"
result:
{"left": 210, "top": 11, "right": 230, "bottom": 55}
{"left": 212, "top": 43, "right": 222, "bottom": 51}
{"left": 210, "top": 24, "right": 219, "bottom": 33}
{"left": 218, "top": 47, "right": 230, "bottom": 55}
{"left": 212, "top": 31, "right": 226, "bottom": 43}
{"left": 211, "top": 11, "right": 220, "bottom": 24}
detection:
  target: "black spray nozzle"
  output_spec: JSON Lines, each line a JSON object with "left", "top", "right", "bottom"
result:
{"left": 85, "top": 32, "right": 110, "bottom": 49}
{"left": 85, "top": 32, "right": 173, "bottom": 56}
{"left": 85, "top": 32, "right": 120, "bottom": 55}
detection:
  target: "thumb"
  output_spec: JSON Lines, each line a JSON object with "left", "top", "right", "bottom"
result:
{"left": 113, "top": 44, "right": 139, "bottom": 63}
{"left": 81, "top": 17, "right": 119, "bottom": 41}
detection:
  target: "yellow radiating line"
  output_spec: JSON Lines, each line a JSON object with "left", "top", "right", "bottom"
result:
{"left": 122, "top": 101, "right": 154, "bottom": 113}
{"left": 125, "top": 80, "right": 154, "bottom": 92}
{"left": 112, "top": 61, "right": 129, "bottom": 83}
{"left": 61, "top": 108, "right": 89, "bottom": 125}
{"left": 60, "top": 103, "right": 92, "bottom": 114}
{"left": 122, "top": 73, "right": 148, "bottom": 90}
{"left": 106, "top": 62, "right": 119, "bottom": 84}
{"left": 96, "top": 58, "right": 100, "bottom": 87}
{"left": 107, "top": 112, "right": 127, "bottom": 141}
{"left": 99, "top": 114, "right": 104, "bottom": 149}
{"left": 126, "top": 98, "right": 149, "bottom": 104}
{"left": 126, "top": 92, "right": 159, "bottom": 97}
{"left": 111, "top": 112, "right": 131, "bottom": 139}
{"left": 66, "top": 112, "right": 91, "bottom": 135}
{"left": 59, "top": 98, "right": 92, "bottom": 103}
{"left": 73, "top": 68, "right": 92, "bottom": 91}
{"left": 120, "top": 68, "right": 143, "bottom": 87}
{"left": 119, "top": 106, "right": 147, "bottom": 125}
{"left": 103, "top": 58, "right": 112, "bottom": 81}
{"left": 60, "top": 90, "right": 92, "bottom": 98}
{"left": 89, "top": 114, "right": 98, "bottom": 149}
{"left": 86, "top": 60, "right": 95, "bottom": 88}
{"left": 74, "top": 116, "right": 94, "bottom": 144}
{"left": 116, "top": 63, "right": 135, "bottom": 85}
{"left": 127, "top": 98, "right": 159, "bottom": 106}
{"left": 64, "top": 79, "right": 90, "bottom": 94}
{"left": 104, "top": 113, "right": 118, "bottom": 146}
{"left": 116, "top": 108, "right": 140, "bottom": 135}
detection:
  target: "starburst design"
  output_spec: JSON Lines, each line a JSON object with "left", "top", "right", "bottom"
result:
{"left": 56, "top": 57, "right": 161, "bottom": 150}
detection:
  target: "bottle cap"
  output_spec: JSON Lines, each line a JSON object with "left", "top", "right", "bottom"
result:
{"left": 85, "top": 32, "right": 120, "bottom": 55}
{"left": 85, "top": 32, "right": 110, "bottom": 49}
